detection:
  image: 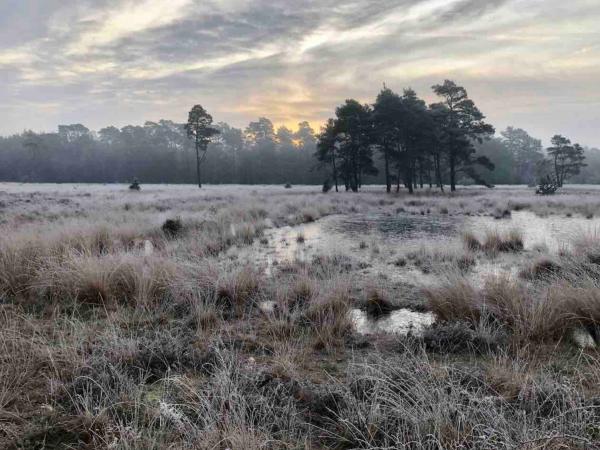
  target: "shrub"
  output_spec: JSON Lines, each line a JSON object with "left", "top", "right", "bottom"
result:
{"left": 129, "top": 179, "right": 141, "bottom": 191}
{"left": 536, "top": 175, "right": 559, "bottom": 195}
{"left": 393, "top": 257, "right": 407, "bottom": 267}
{"left": 162, "top": 218, "right": 183, "bottom": 238}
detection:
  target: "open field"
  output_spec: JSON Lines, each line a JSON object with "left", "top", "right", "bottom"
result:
{"left": 2, "top": 183, "right": 600, "bottom": 449}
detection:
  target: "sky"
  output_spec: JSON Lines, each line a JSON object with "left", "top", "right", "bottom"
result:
{"left": 1, "top": 0, "right": 599, "bottom": 147}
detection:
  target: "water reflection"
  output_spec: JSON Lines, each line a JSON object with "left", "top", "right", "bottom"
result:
{"left": 465, "top": 211, "right": 600, "bottom": 252}
{"left": 248, "top": 210, "right": 600, "bottom": 285}
{"left": 338, "top": 213, "right": 457, "bottom": 239}
{"left": 351, "top": 308, "right": 434, "bottom": 336}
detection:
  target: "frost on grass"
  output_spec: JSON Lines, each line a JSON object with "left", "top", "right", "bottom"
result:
{"left": 1, "top": 184, "right": 600, "bottom": 449}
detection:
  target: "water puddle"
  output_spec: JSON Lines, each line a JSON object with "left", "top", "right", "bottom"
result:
{"left": 334, "top": 213, "right": 457, "bottom": 240}
{"left": 350, "top": 308, "right": 435, "bottom": 336}
{"left": 465, "top": 211, "right": 600, "bottom": 253}
{"left": 237, "top": 210, "right": 600, "bottom": 286}
{"left": 258, "top": 300, "right": 435, "bottom": 336}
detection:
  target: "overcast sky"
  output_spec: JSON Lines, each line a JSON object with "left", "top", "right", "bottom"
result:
{"left": 1, "top": 0, "right": 599, "bottom": 146}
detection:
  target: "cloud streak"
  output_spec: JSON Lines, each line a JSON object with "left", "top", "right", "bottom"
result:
{"left": 1, "top": 0, "right": 599, "bottom": 146}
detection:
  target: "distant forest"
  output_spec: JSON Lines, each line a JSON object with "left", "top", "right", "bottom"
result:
{"left": 0, "top": 82, "right": 598, "bottom": 187}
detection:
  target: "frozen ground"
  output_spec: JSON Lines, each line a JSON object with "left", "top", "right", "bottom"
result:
{"left": 1, "top": 183, "right": 600, "bottom": 448}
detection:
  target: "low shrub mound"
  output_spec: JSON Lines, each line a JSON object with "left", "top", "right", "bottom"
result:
{"left": 129, "top": 179, "right": 141, "bottom": 191}
{"left": 162, "top": 218, "right": 183, "bottom": 238}
{"left": 423, "top": 321, "right": 507, "bottom": 354}
{"left": 520, "top": 258, "right": 561, "bottom": 280}
{"left": 536, "top": 176, "right": 559, "bottom": 195}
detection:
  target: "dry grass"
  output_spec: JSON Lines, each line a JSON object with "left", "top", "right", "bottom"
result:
{"left": 462, "top": 229, "right": 524, "bottom": 255}
{"left": 302, "top": 282, "right": 353, "bottom": 350}
{"left": 2, "top": 184, "right": 600, "bottom": 448}
{"left": 407, "top": 244, "right": 476, "bottom": 274}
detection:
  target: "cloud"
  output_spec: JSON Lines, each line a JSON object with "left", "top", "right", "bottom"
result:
{"left": 0, "top": 0, "right": 600, "bottom": 146}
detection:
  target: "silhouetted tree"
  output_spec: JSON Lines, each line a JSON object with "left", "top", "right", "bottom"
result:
{"left": 315, "top": 119, "right": 339, "bottom": 192}
{"left": 547, "top": 134, "right": 586, "bottom": 187}
{"left": 372, "top": 87, "right": 402, "bottom": 193}
{"left": 184, "top": 105, "right": 219, "bottom": 188}
{"left": 431, "top": 80, "right": 495, "bottom": 191}
{"left": 334, "top": 100, "right": 377, "bottom": 191}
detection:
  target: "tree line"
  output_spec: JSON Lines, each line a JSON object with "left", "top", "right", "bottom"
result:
{"left": 315, "top": 80, "right": 588, "bottom": 193}
{"left": 0, "top": 79, "right": 593, "bottom": 188}
{"left": 0, "top": 119, "right": 324, "bottom": 185}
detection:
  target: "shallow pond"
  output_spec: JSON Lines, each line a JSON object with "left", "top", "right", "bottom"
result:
{"left": 236, "top": 209, "right": 600, "bottom": 288}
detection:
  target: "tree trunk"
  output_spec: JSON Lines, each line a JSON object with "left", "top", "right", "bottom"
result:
{"left": 196, "top": 146, "right": 202, "bottom": 188}
{"left": 406, "top": 165, "right": 414, "bottom": 194}
{"left": 332, "top": 153, "right": 339, "bottom": 192}
{"left": 384, "top": 148, "right": 391, "bottom": 193}
{"left": 449, "top": 151, "right": 456, "bottom": 192}
{"left": 435, "top": 154, "right": 444, "bottom": 192}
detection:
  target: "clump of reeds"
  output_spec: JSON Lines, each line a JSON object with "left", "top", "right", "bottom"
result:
{"left": 462, "top": 229, "right": 524, "bottom": 255}
{"left": 425, "top": 273, "right": 582, "bottom": 343}
{"left": 302, "top": 283, "right": 353, "bottom": 350}
{"left": 40, "top": 253, "right": 177, "bottom": 308}
{"left": 364, "top": 289, "right": 394, "bottom": 317}
{"left": 215, "top": 266, "right": 261, "bottom": 318}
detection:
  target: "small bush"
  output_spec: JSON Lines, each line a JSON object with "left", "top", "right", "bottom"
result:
{"left": 129, "top": 179, "right": 141, "bottom": 191}
{"left": 536, "top": 176, "right": 559, "bottom": 195}
{"left": 162, "top": 218, "right": 183, "bottom": 238}
{"left": 393, "top": 257, "right": 407, "bottom": 267}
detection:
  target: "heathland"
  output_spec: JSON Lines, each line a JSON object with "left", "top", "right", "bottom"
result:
{"left": 2, "top": 183, "right": 600, "bottom": 449}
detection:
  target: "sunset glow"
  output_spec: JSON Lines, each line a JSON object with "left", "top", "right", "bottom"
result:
{"left": 1, "top": 0, "right": 599, "bottom": 145}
